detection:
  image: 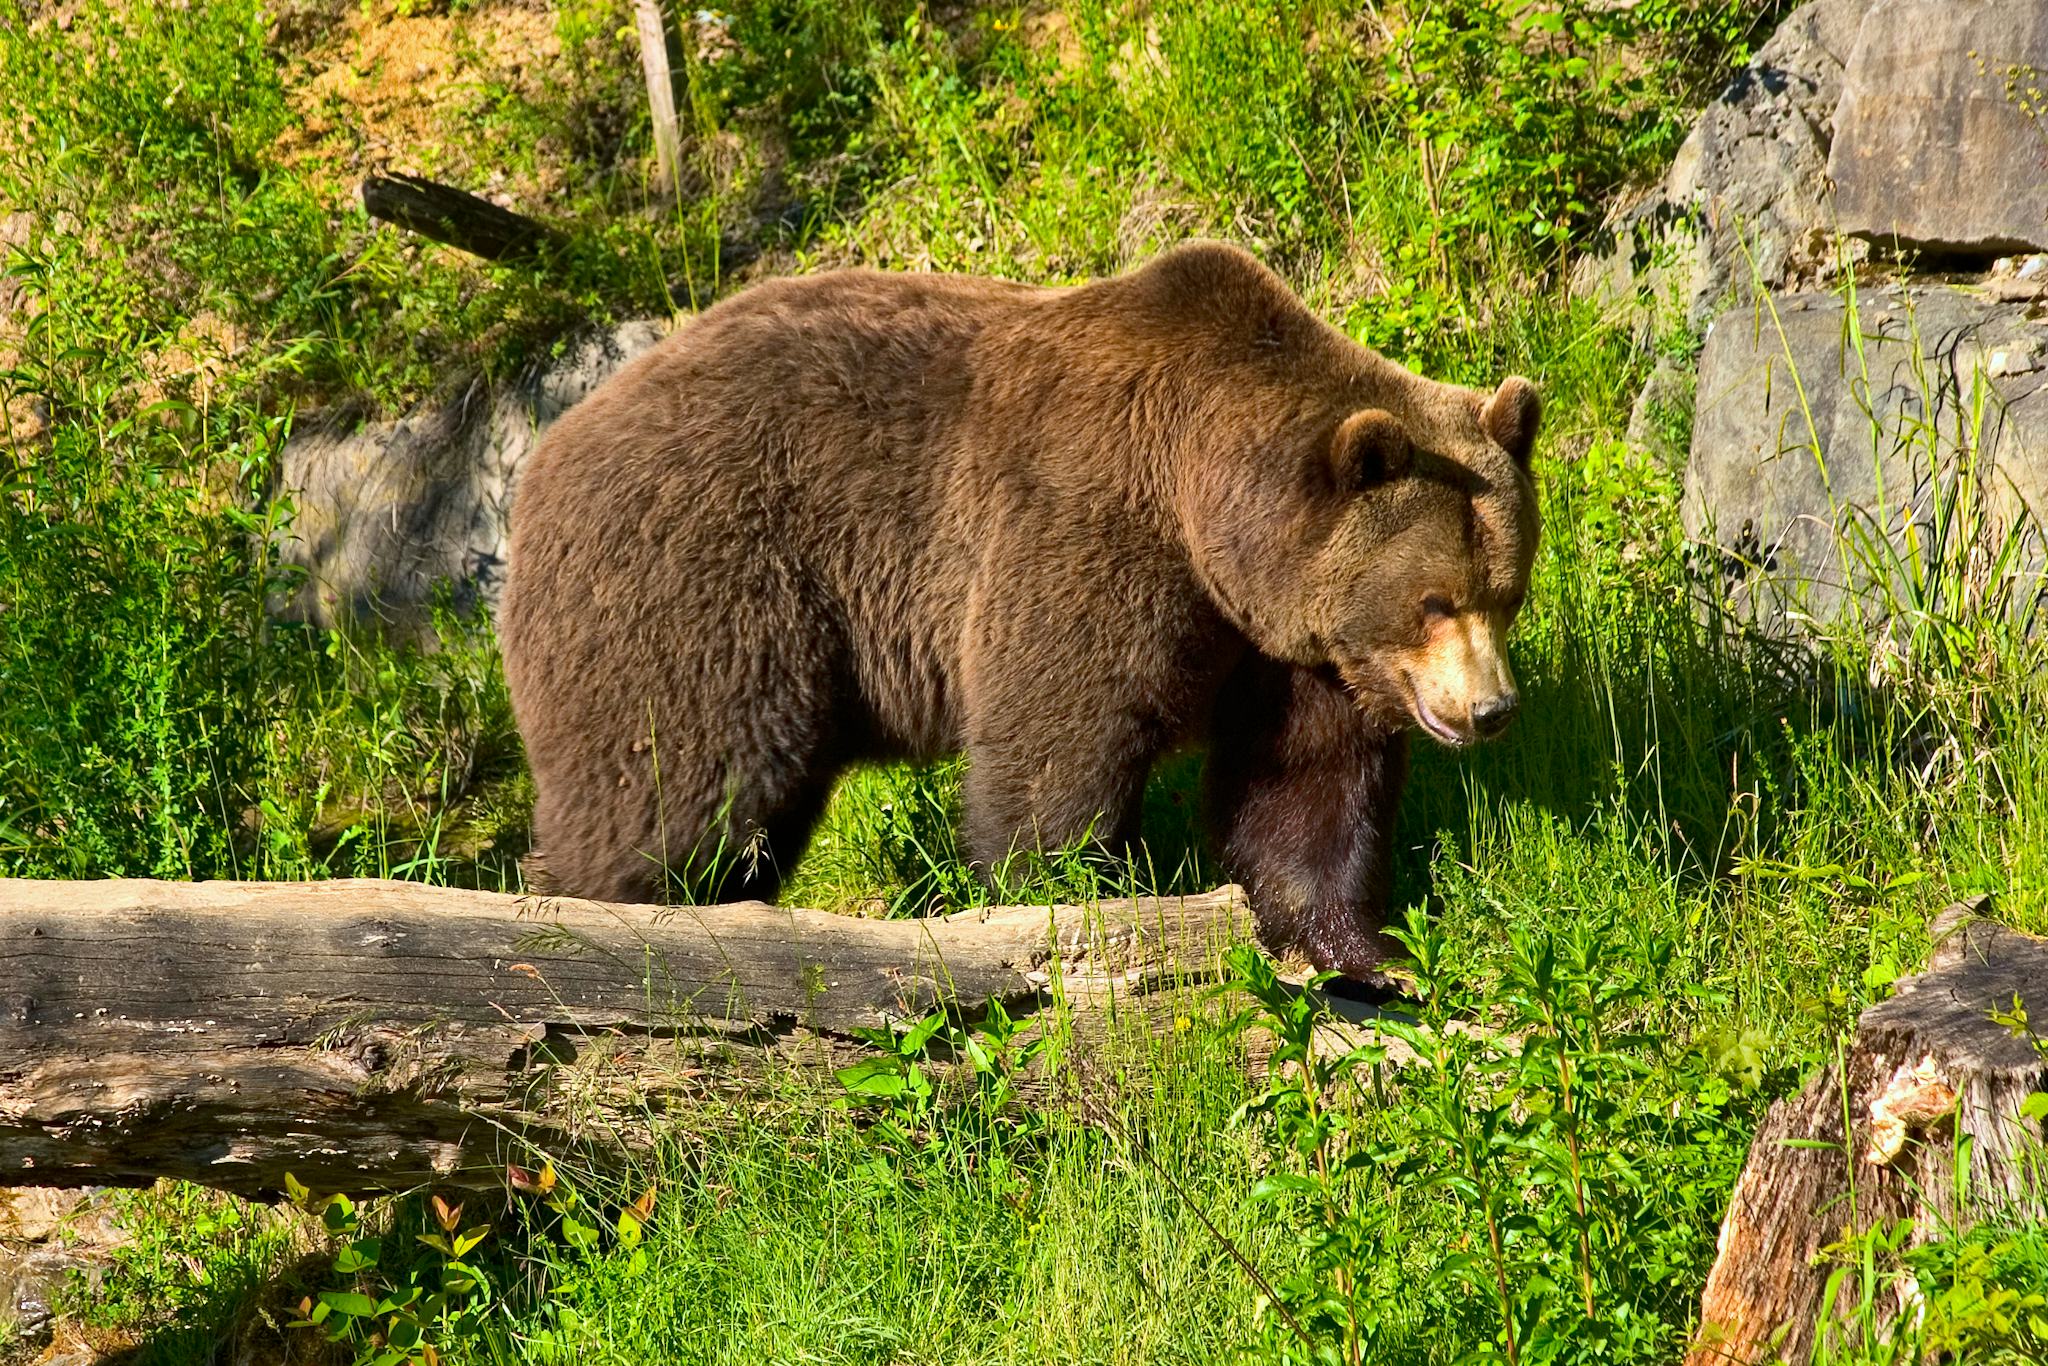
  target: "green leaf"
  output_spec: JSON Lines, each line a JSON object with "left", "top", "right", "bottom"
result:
{"left": 900, "top": 1011, "right": 948, "bottom": 1056}
{"left": 333, "top": 1237, "right": 381, "bottom": 1274}
{"left": 963, "top": 1034, "right": 993, "bottom": 1074}
{"left": 836, "top": 1057, "right": 909, "bottom": 1097}
{"left": 316, "top": 1290, "right": 378, "bottom": 1319}
{"left": 377, "top": 1286, "right": 422, "bottom": 1313}
{"left": 321, "top": 1193, "right": 358, "bottom": 1235}
{"left": 1249, "top": 1171, "right": 1321, "bottom": 1200}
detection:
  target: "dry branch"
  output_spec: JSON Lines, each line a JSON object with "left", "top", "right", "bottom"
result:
{"left": 360, "top": 174, "right": 558, "bottom": 263}
{"left": 0, "top": 878, "right": 1247, "bottom": 1199}
{"left": 1687, "top": 898, "right": 2048, "bottom": 1365}
{"left": 633, "top": 0, "right": 687, "bottom": 193}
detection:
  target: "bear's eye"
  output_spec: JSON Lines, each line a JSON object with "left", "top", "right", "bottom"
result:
{"left": 1421, "top": 594, "right": 1455, "bottom": 621}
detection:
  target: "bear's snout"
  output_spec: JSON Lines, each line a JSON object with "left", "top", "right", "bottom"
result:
{"left": 1396, "top": 607, "right": 1521, "bottom": 747}
{"left": 1470, "top": 689, "right": 1520, "bottom": 739}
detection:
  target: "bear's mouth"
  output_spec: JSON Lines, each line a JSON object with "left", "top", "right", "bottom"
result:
{"left": 1410, "top": 692, "right": 1469, "bottom": 747}
{"left": 1335, "top": 656, "right": 1471, "bottom": 746}
{"left": 1400, "top": 673, "right": 1471, "bottom": 747}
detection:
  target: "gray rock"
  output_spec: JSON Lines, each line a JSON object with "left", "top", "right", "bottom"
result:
{"left": 1575, "top": 0, "right": 1875, "bottom": 329}
{"left": 1831, "top": 0, "right": 2048, "bottom": 257}
{"left": 0, "top": 1189, "right": 96, "bottom": 1245}
{"left": 276, "top": 319, "right": 668, "bottom": 635}
{"left": 1, "top": 1189, "right": 121, "bottom": 1349}
{"left": 1625, "top": 354, "right": 1697, "bottom": 467}
{"left": 1685, "top": 286, "right": 2048, "bottom": 636}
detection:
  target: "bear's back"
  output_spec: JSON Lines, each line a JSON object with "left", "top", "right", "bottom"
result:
{"left": 504, "top": 267, "right": 1067, "bottom": 758}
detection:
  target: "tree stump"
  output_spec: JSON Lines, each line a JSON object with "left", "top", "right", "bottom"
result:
{"left": 1688, "top": 898, "right": 2048, "bottom": 1364}
{"left": 0, "top": 878, "right": 1247, "bottom": 1198}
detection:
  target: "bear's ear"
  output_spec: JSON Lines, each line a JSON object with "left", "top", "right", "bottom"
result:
{"left": 1480, "top": 376, "right": 1542, "bottom": 469}
{"left": 1329, "top": 408, "right": 1411, "bottom": 491}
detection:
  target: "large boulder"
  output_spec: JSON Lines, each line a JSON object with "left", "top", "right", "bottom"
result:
{"left": 276, "top": 319, "right": 668, "bottom": 635}
{"left": 1830, "top": 0, "right": 2048, "bottom": 257}
{"left": 1685, "top": 286, "right": 2048, "bottom": 635}
{"left": 1575, "top": 0, "right": 1875, "bottom": 329}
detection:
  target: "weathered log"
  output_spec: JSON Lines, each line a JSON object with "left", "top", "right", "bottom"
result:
{"left": 1688, "top": 898, "right": 2048, "bottom": 1365}
{"left": 0, "top": 878, "right": 1247, "bottom": 1199}
{"left": 360, "top": 173, "right": 558, "bottom": 263}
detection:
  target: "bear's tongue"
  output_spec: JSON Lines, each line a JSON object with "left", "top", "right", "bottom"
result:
{"left": 1413, "top": 695, "right": 1466, "bottom": 746}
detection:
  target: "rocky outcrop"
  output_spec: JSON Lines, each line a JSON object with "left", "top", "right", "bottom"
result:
{"left": 1, "top": 1188, "right": 120, "bottom": 1352}
{"left": 1574, "top": 0, "right": 1875, "bottom": 328}
{"left": 1582, "top": 0, "right": 2048, "bottom": 638}
{"left": 1829, "top": 0, "right": 2048, "bottom": 257}
{"left": 1685, "top": 286, "right": 2048, "bottom": 633}
{"left": 275, "top": 319, "right": 668, "bottom": 635}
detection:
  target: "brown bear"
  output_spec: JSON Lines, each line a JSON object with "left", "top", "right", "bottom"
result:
{"left": 499, "top": 241, "right": 1539, "bottom": 979}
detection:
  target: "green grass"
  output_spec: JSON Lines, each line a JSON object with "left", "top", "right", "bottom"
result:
{"left": 3, "top": 1, "right": 2045, "bottom": 1362}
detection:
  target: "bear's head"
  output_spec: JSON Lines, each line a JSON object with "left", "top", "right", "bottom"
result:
{"left": 1304, "top": 377, "right": 1541, "bottom": 744}
{"left": 1119, "top": 240, "right": 1540, "bottom": 743}
{"left": 1179, "top": 362, "right": 1541, "bottom": 746}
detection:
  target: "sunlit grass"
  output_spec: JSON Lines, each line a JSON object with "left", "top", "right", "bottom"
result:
{"left": 6, "top": 1, "right": 2045, "bottom": 1362}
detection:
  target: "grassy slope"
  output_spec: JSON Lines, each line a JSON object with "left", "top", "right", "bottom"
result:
{"left": 3, "top": 1, "right": 2045, "bottom": 1363}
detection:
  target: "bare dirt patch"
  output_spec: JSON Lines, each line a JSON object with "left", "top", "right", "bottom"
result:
{"left": 275, "top": 0, "right": 564, "bottom": 209}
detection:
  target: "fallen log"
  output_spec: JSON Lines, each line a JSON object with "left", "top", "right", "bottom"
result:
{"left": 360, "top": 173, "right": 558, "bottom": 263}
{"left": 0, "top": 878, "right": 1247, "bottom": 1199}
{"left": 1687, "top": 898, "right": 2048, "bottom": 1365}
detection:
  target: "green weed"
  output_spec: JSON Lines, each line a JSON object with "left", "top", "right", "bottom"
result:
{"left": 1225, "top": 911, "right": 1755, "bottom": 1366}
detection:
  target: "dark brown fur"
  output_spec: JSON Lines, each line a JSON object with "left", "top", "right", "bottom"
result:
{"left": 499, "top": 242, "right": 1539, "bottom": 977}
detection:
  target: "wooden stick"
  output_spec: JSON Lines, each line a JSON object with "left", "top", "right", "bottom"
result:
{"left": 1687, "top": 898, "right": 2048, "bottom": 1365}
{"left": 0, "top": 878, "right": 1247, "bottom": 1198}
{"left": 360, "top": 173, "right": 557, "bottom": 263}
{"left": 633, "top": 0, "right": 687, "bottom": 194}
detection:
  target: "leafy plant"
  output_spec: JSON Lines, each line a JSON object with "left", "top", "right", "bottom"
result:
{"left": 1224, "top": 944, "right": 1398, "bottom": 1365}
{"left": 1226, "top": 908, "right": 1754, "bottom": 1365}
{"left": 836, "top": 997, "right": 1054, "bottom": 1178}
{"left": 1384, "top": 0, "right": 1786, "bottom": 260}
{"left": 285, "top": 1177, "right": 499, "bottom": 1366}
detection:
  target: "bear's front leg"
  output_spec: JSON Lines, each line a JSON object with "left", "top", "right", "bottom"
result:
{"left": 1205, "top": 655, "right": 1409, "bottom": 982}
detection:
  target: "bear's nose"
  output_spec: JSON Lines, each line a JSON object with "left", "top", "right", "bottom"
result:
{"left": 1471, "top": 691, "right": 1520, "bottom": 739}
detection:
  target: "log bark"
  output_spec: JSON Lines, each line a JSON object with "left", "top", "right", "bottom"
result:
{"left": 0, "top": 878, "right": 1247, "bottom": 1199}
{"left": 360, "top": 174, "right": 558, "bottom": 263}
{"left": 1688, "top": 898, "right": 2048, "bottom": 1365}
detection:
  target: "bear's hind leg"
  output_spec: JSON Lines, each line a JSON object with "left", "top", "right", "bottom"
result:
{"left": 682, "top": 771, "right": 835, "bottom": 904}
{"left": 1205, "top": 656, "right": 1408, "bottom": 981}
{"left": 960, "top": 711, "right": 1157, "bottom": 893}
{"left": 529, "top": 703, "right": 843, "bottom": 907}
